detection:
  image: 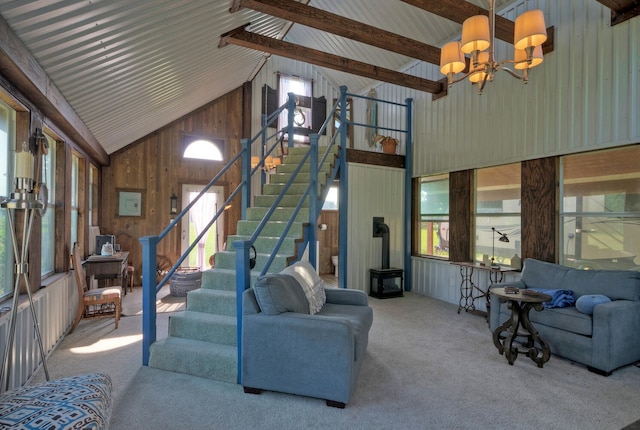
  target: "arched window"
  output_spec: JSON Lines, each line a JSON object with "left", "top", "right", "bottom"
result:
{"left": 183, "top": 139, "right": 223, "bottom": 161}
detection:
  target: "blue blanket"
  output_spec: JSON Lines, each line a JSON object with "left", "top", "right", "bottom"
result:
{"left": 528, "top": 288, "right": 575, "bottom": 308}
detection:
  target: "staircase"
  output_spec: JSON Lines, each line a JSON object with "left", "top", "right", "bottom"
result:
{"left": 147, "top": 145, "right": 339, "bottom": 383}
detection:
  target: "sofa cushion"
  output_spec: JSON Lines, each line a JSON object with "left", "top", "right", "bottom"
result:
{"left": 281, "top": 261, "right": 326, "bottom": 314}
{"left": 521, "top": 259, "right": 640, "bottom": 301}
{"left": 502, "top": 304, "right": 594, "bottom": 337}
{"left": 253, "top": 274, "right": 310, "bottom": 315}
{"left": 576, "top": 294, "right": 611, "bottom": 314}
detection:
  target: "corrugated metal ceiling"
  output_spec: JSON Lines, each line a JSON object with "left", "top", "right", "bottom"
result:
{"left": 0, "top": 0, "right": 515, "bottom": 154}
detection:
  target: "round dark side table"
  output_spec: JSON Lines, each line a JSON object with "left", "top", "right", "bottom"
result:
{"left": 491, "top": 287, "right": 552, "bottom": 368}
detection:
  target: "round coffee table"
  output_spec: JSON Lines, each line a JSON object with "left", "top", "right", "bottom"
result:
{"left": 491, "top": 287, "right": 552, "bottom": 368}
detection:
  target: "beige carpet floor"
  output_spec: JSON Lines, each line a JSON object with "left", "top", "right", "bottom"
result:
{"left": 31, "top": 288, "right": 640, "bottom": 430}
{"left": 121, "top": 284, "right": 186, "bottom": 316}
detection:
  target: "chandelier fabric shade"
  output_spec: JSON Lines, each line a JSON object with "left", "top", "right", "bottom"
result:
{"left": 439, "top": 41, "right": 466, "bottom": 75}
{"left": 461, "top": 15, "right": 490, "bottom": 55}
{"left": 514, "top": 9, "right": 548, "bottom": 50}
{"left": 469, "top": 52, "right": 490, "bottom": 83}
{"left": 439, "top": 0, "right": 547, "bottom": 94}
{"left": 514, "top": 45, "right": 543, "bottom": 70}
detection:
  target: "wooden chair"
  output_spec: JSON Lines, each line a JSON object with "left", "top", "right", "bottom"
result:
{"left": 70, "top": 243, "right": 122, "bottom": 334}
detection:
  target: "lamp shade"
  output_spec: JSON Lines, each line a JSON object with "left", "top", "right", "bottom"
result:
{"left": 468, "top": 52, "right": 490, "bottom": 83}
{"left": 440, "top": 41, "right": 466, "bottom": 75}
{"left": 514, "top": 45, "right": 543, "bottom": 70}
{"left": 514, "top": 9, "right": 547, "bottom": 50}
{"left": 461, "top": 15, "right": 490, "bottom": 54}
{"left": 251, "top": 156, "right": 259, "bottom": 168}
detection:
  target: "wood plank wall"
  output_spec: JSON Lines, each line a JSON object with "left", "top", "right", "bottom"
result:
{"left": 522, "top": 157, "right": 557, "bottom": 263}
{"left": 101, "top": 87, "right": 246, "bottom": 284}
{"left": 449, "top": 170, "right": 472, "bottom": 262}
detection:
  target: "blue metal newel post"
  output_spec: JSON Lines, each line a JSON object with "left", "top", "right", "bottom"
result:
{"left": 404, "top": 98, "right": 413, "bottom": 292}
{"left": 309, "top": 134, "right": 318, "bottom": 269}
{"left": 241, "top": 138, "right": 251, "bottom": 218}
{"left": 140, "top": 235, "right": 159, "bottom": 365}
{"left": 260, "top": 114, "right": 267, "bottom": 187}
{"left": 234, "top": 240, "right": 251, "bottom": 384}
{"left": 338, "top": 86, "right": 349, "bottom": 289}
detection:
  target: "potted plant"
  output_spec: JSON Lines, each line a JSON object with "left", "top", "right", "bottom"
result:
{"left": 373, "top": 135, "right": 398, "bottom": 154}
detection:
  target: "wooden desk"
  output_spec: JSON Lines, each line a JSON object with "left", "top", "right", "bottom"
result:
{"left": 451, "top": 262, "right": 518, "bottom": 315}
{"left": 83, "top": 252, "right": 129, "bottom": 295}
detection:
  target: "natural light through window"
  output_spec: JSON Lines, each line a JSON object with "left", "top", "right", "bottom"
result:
{"left": 183, "top": 139, "right": 223, "bottom": 161}
{"left": 70, "top": 334, "right": 142, "bottom": 354}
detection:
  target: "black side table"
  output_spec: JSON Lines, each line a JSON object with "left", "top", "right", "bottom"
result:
{"left": 491, "top": 287, "right": 552, "bottom": 368}
{"left": 369, "top": 268, "right": 403, "bottom": 299}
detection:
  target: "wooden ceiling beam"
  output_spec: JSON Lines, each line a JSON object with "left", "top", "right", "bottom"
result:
{"left": 231, "top": 0, "right": 442, "bottom": 65}
{"left": 400, "top": 0, "right": 554, "bottom": 55}
{"left": 219, "top": 25, "right": 444, "bottom": 94}
{"left": 596, "top": 0, "right": 640, "bottom": 26}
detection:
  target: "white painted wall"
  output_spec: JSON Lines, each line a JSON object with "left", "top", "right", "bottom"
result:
{"left": 346, "top": 163, "right": 405, "bottom": 292}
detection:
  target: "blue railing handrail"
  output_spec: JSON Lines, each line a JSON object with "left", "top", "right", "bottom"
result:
{"left": 141, "top": 93, "right": 301, "bottom": 366}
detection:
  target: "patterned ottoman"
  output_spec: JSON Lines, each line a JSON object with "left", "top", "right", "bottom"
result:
{"left": 0, "top": 373, "right": 112, "bottom": 429}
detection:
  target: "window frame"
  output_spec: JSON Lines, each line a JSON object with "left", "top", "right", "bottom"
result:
{"left": 474, "top": 163, "right": 522, "bottom": 266}
{"left": 414, "top": 173, "right": 450, "bottom": 259}
{"left": 559, "top": 146, "right": 640, "bottom": 271}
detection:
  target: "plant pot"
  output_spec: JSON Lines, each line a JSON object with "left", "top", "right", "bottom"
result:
{"left": 380, "top": 138, "right": 398, "bottom": 154}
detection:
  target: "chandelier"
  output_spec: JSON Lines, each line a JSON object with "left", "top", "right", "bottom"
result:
{"left": 439, "top": 0, "right": 547, "bottom": 94}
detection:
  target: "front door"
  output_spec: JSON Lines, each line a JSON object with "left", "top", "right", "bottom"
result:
{"left": 180, "top": 184, "right": 224, "bottom": 270}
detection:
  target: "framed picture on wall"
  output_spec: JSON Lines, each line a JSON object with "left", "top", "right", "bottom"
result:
{"left": 117, "top": 189, "right": 144, "bottom": 217}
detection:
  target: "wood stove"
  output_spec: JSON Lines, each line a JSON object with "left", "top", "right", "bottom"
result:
{"left": 369, "top": 218, "right": 403, "bottom": 299}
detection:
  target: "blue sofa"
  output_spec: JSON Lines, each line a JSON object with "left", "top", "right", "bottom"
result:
{"left": 489, "top": 258, "right": 640, "bottom": 375}
{"left": 241, "top": 261, "right": 373, "bottom": 408}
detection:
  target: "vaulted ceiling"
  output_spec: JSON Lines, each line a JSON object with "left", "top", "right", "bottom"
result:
{"left": 0, "top": 0, "right": 637, "bottom": 159}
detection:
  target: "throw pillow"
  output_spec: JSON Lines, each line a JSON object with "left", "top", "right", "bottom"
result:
{"left": 252, "top": 274, "right": 310, "bottom": 315}
{"left": 575, "top": 294, "right": 611, "bottom": 315}
{"left": 281, "top": 261, "right": 326, "bottom": 314}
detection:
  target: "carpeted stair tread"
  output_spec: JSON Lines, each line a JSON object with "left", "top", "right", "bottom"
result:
{"left": 148, "top": 337, "right": 237, "bottom": 384}
{"left": 187, "top": 288, "right": 236, "bottom": 315}
{"left": 262, "top": 182, "right": 320, "bottom": 196}
{"left": 237, "top": 220, "right": 305, "bottom": 237}
{"left": 168, "top": 311, "right": 237, "bottom": 345}
{"left": 254, "top": 194, "right": 309, "bottom": 208}
{"left": 226, "top": 235, "right": 298, "bottom": 255}
{"left": 246, "top": 206, "right": 309, "bottom": 222}
{"left": 200, "top": 268, "right": 261, "bottom": 291}
{"left": 214, "top": 250, "right": 290, "bottom": 272}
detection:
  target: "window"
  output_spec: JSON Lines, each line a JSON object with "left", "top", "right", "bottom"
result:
{"left": 279, "top": 74, "right": 312, "bottom": 143}
{"left": 561, "top": 146, "right": 640, "bottom": 271}
{"left": 183, "top": 139, "right": 223, "bottom": 161}
{"left": 417, "top": 174, "right": 449, "bottom": 258}
{"left": 475, "top": 164, "right": 521, "bottom": 265}
{"left": 322, "top": 186, "right": 339, "bottom": 210}
{"left": 70, "top": 153, "right": 79, "bottom": 248}
{"left": 89, "top": 164, "right": 99, "bottom": 227}
{"left": 181, "top": 135, "right": 225, "bottom": 161}
{"left": 0, "top": 100, "right": 15, "bottom": 299}
{"left": 40, "top": 134, "right": 56, "bottom": 276}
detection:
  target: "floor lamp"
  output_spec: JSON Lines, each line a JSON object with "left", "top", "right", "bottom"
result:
{"left": 491, "top": 227, "right": 510, "bottom": 267}
{"left": 0, "top": 137, "right": 50, "bottom": 392}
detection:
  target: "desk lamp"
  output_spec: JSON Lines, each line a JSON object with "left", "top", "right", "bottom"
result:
{"left": 491, "top": 227, "right": 510, "bottom": 267}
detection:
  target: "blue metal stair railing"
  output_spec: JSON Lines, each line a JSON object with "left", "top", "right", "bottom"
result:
{"left": 140, "top": 92, "right": 302, "bottom": 366}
